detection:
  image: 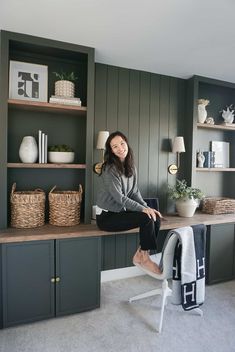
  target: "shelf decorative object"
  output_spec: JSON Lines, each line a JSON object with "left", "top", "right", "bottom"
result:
{"left": 48, "top": 144, "right": 75, "bottom": 163}
{"left": 197, "top": 99, "right": 209, "bottom": 124}
{"left": 53, "top": 71, "right": 77, "bottom": 98}
{"left": 9, "top": 61, "right": 48, "bottom": 102}
{"left": 202, "top": 197, "right": 235, "bottom": 215}
{"left": 197, "top": 151, "right": 205, "bottom": 168}
{"left": 168, "top": 179, "right": 204, "bottom": 217}
{"left": 10, "top": 183, "right": 45, "bottom": 228}
{"left": 19, "top": 136, "right": 38, "bottom": 163}
{"left": 49, "top": 185, "right": 83, "bottom": 226}
{"left": 221, "top": 105, "right": 234, "bottom": 124}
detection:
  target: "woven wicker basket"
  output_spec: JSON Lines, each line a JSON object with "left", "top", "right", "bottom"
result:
{"left": 10, "top": 183, "right": 45, "bottom": 228}
{"left": 49, "top": 185, "right": 83, "bottom": 226}
{"left": 202, "top": 197, "right": 235, "bottom": 215}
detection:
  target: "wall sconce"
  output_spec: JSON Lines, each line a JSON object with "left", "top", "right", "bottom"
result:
{"left": 168, "top": 136, "right": 185, "bottom": 175}
{"left": 93, "top": 131, "right": 109, "bottom": 174}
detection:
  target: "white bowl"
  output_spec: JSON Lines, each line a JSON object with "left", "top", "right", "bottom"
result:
{"left": 48, "top": 151, "right": 75, "bottom": 163}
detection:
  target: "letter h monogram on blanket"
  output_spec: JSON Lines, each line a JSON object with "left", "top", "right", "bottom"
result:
{"left": 163, "top": 224, "right": 206, "bottom": 311}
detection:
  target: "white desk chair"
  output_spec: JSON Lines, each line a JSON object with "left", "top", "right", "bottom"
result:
{"left": 129, "top": 234, "right": 202, "bottom": 333}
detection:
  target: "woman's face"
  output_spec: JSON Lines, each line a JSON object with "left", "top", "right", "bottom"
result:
{"left": 110, "top": 135, "right": 128, "bottom": 161}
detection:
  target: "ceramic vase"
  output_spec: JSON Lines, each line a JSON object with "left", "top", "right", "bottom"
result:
{"left": 198, "top": 104, "right": 207, "bottom": 123}
{"left": 19, "top": 136, "right": 38, "bottom": 163}
{"left": 176, "top": 198, "right": 198, "bottom": 217}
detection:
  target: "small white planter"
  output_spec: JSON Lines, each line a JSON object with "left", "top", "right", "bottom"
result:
{"left": 55, "top": 80, "right": 75, "bottom": 98}
{"left": 176, "top": 198, "right": 198, "bottom": 217}
{"left": 48, "top": 151, "right": 75, "bottom": 163}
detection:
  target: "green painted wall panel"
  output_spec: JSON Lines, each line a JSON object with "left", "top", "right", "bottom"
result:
{"left": 94, "top": 65, "right": 186, "bottom": 211}
{"left": 94, "top": 64, "right": 186, "bottom": 270}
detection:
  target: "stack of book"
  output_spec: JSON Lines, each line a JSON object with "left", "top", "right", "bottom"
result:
{"left": 49, "top": 95, "right": 82, "bottom": 106}
{"left": 38, "top": 130, "right": 48, "bottom": 163}
{"left": 203, "top": 151, "right": 215, "bottom": 168}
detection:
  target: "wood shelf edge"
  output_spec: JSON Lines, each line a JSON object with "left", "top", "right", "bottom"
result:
{"left": 197, "top": 122, "right": 235, "bottom": 131}
{"left": 7, "top": 163, "right": 86, "bottom": 169}
{"left": 8, "top": 99, "right": 87, "bottom": 113}
{"left": 196, "top": 167, "right": 235, "bottom": 172}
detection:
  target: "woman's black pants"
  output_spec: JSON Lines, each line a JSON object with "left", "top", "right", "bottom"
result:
{"left": 96, "top": 211, "right": 160, "bottom": 251}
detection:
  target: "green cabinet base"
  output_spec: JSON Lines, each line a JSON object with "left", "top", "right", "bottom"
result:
{"left": 206, "top": 224, "right": 235, "bottom": 284}
{"left": 0, "top": 237, "right": 101, "bottom": 328}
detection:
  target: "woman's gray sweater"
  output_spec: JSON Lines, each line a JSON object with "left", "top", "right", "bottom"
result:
{"left": 96, "top": 165, "right": 147, "bottom": 212}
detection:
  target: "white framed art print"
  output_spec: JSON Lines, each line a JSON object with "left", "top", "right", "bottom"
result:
{"left": 9, "top": 61, "right": 48, "bottom": 102}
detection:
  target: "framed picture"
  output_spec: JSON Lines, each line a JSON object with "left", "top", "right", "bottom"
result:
{"left": 9, "top": 61, "right": 48, "bottom": 102}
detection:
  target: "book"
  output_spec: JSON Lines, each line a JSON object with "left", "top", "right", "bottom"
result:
{"left": 41, "top": 133, "right": 45, "bottom": 163}
{"left": 38, "top": 130, "right": 42, "bottom": 163}
{"left": 211, "top": 141, "right": 230, "bottom": 168}
{"left": 203, "top": 151, "right": 215, "bottom": 168}
{"left": 49, "top": 96, "right": 82, "bottom": 106}
{"left": 44, "top": 134, "right": 48, "bottom": 163}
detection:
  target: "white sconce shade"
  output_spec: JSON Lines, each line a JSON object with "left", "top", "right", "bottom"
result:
{"left": 96, "top": 131, "right": 109, "bottom": 150}
{"left": 172, "top": 136, "right": 185, "bottom": 153}
{"left": 168, "top": 136, "right": 186, "bottom": 175}
{"left": 94, "top": 130, "right": 109, "bottom": 175}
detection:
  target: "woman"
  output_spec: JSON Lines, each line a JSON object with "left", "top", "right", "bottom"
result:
{"left": 96, "top": 131, "right": 162, "bottom": 274}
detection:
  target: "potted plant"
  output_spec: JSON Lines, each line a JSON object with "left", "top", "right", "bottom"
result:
{"left": 48, "top": 144, "right": 75, "bottom": 163}
{"left": 168, "top": 179, "right": 204, "bottom": 217}
{"left": 53, "top": 71, "right": 78, "bottom": 98}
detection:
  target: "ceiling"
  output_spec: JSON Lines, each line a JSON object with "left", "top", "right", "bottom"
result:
{"left": 1, "top": 0, "right": 235, "bottom": 83}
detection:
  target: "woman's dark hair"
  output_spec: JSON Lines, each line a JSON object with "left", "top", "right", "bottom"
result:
{"left": 102, "top": 131, "right": 134, "bottom": 177}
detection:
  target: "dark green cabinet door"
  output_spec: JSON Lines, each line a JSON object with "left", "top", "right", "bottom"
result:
{"left": 206, "top": 224, "right": 235, "bottom": 284}
{"left": 2, "top": 240, "right": 55, "bottom": 327}
{"left": 55, "top": 237, "right": 101, "bottom": 316}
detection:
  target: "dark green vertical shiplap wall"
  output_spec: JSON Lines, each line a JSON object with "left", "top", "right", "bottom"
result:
{"left": 93, "top": 63, "right": 186, "bottom": 214}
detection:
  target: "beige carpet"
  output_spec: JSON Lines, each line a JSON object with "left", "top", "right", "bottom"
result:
{"left": 0, "top": 276, "right": 235, "bottom": 352}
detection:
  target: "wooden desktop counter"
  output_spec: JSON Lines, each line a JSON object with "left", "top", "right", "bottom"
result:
{"left": 1, "top": 212, "right": 235, "bottom": 243}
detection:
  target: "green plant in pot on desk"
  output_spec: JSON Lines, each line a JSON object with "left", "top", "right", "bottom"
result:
{"left": 48, "top": 144, "right": 75, "bottom": 163}
{"left": 168, "top": 179, "right": 204, "bottom": 217}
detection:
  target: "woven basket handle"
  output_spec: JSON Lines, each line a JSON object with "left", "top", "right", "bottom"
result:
{"left": 11, "top": 183, "right": 17, "bottom": 195}
{"left": 78, "top": 184, "right": 83, "bottom": 194}
{"left": 49, "top": 185, "right": 57, "bottom": 194}
{"left": 34, "top": 188, "right": 44, "bottom": 192}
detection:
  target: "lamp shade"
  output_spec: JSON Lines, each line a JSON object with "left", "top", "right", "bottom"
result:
{"left": 172, "top": 136, "right": 185, "bottom": 153}
{"left": 96, "top": 131, "right": 109, "bottom": 150}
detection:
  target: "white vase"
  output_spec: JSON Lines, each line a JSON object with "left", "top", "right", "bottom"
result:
{"left": 198, "top": 104, "right": 207, "bottom": 123}
{"left": 176, "top": 198, "right": 198, "bottom": 217}
{"left": 19, "top": 136, "right": 38, "bottom": 163}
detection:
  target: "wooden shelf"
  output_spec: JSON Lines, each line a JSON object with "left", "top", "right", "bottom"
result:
{"left": 8, "top": 99, "right": 87, "bottom": 115}
{"left": 196, "top": 167, "right": 235, "bottom": 172}
{"left": 197, "top": 123, "right": 235, "bottom": 131}
{"left": 7, "top": 163, "right": 86, "bottom": 169}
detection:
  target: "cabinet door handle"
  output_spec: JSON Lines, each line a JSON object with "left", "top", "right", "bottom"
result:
{"left": 55, "top": 277, "right": 60, "bottom": 283}
{"left": 51, "top": 278, "right": 55, "bottom": 283}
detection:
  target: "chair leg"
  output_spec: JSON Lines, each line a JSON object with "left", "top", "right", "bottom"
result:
{"left": 129, "top": 279, "right": 172, "bottom": 333}
{"left": 157, "top": 280, "right": 172, "bottom": 333}
{"left": 129, "top": 288, "right": 162, "bottom": 303}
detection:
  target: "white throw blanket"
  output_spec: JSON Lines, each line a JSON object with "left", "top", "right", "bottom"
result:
{"left": 161, "top": 224, "right": 206, "bottom": 310}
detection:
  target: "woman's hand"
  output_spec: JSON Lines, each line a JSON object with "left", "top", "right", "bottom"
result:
{"left": 142, "top": 207, "right": 163, "bottom": 221}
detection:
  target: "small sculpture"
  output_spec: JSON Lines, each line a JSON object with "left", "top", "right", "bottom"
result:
{"left": 205, "top": 117, "right": 214, "bottom": 125}
{"left": 222, "top": 105, "right": 234, "bottom": 124}
{"left": 197, "top": 151, "right": 205, "bottom": 168}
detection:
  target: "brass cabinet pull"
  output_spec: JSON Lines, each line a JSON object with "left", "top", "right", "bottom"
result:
{"left": 51, "top": 277, "right": 60, "bottom": 283}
